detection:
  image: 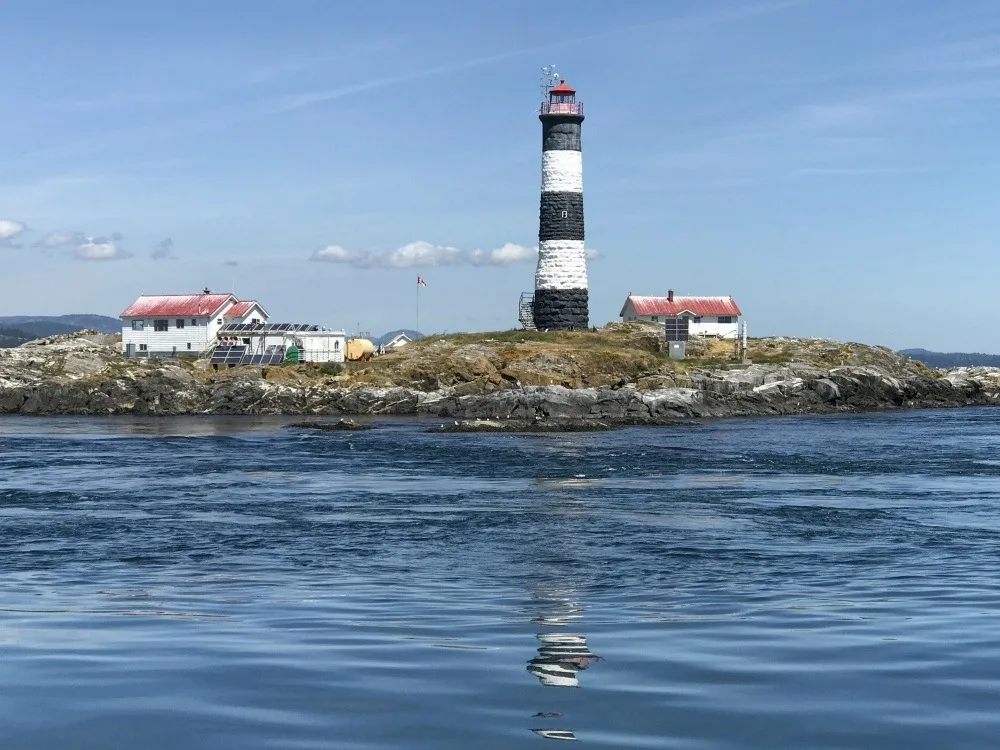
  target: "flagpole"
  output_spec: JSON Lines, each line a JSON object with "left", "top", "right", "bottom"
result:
{"left": 416, "top": 279, "right": 420, "bottom": 334}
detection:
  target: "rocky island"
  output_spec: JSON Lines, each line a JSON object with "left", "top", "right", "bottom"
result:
{"left": 1, "top": 325, "right": 998, "bottom": 425}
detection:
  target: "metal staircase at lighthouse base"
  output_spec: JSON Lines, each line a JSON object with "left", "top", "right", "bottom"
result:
{"left": 518, "top": 292, "right": 536, "bottom": 330}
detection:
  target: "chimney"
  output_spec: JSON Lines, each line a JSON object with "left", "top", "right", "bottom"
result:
{"left": 667, "top": 289, "right": 674, "bottom": 302}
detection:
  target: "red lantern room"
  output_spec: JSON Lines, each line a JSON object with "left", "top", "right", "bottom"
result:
{"left": 542, "top": 80, "right": 584, "bottom": 116}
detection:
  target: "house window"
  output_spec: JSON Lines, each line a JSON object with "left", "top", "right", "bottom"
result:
{"left": 693, "top": 317, "right": 702, "bottom": 323}
{"left": 217, "top": 318, "right": 223, "bottom": 324}
{"left": 651, "top": 316, "right": 658, "bottom": 322}
{"left": 176, "top": 319, "right": 185, "bottom": 329}
{"left": 560, "top": 210, "right": 568, "bottom": 218}
{"left": 139, "top": 344, "right": 148, "bottom": 351}
{"left": 187, "top": 343, "right": 192, "bottom": 350}
{"left": 153, "top": 319, "right": 168, "bottom": 332}
{"left": 251, "top": 317, "right": 260, "bottom": 324}
{"left": 718, "top": 316, "right": 733, "bottom": 324}
{"left": 191, "top": 318, "right": 198, "bottom": 326}
{"left": 131, "top": 320, "right": 144, "bottom": 330}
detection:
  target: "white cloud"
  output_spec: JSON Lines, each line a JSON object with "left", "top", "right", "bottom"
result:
{"left": 34, "top": 230, "right": 86, "bottom": 248}
{"left": 387, "top": 241, "right": 464, "bottom": 268}
{"left": 311, "top": 245, "right": 353, "bottom": 263}
{"left": 310, "top": 241, "right": 600, "bottom": 269}
{"left": 0, "top": 219, "right": 26, "bottom": 244}
{"left": 309, "top": 240, "right": 600, "bottom": 268}
{"left": 152, "top": 237, "right": 176, "bottom": 260}
{"left": 32, "top": 229, "right": 131, "bottom": 260}
{"left": 469, "top": 243, "right": 537, "bottom": 266}
{"left": 75, "top": 237, "right": 131, "bottom": 261}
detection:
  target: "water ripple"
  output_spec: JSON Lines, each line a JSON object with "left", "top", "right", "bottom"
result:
{"left": 1, "top": 409, "right": 1000, "bottom": 748}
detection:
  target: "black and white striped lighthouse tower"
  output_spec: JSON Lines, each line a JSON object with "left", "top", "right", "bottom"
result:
{"left": 533, "top": 75, "right": 588, "bottom": 330}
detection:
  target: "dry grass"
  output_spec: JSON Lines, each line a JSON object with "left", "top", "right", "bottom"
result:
{"left": 46, "top": 326, "right": 922, "bottom": 394}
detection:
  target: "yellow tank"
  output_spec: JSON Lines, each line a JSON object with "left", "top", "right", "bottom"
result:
{"left": 345, "top": 338, "right": 375, "bottom": 361}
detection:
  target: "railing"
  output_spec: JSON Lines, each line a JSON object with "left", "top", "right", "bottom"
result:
{"left": 519, "top": 292, "right": 536, "bottom": 330}
{"left": 539, "top": 101, "right": 584, "bottom": 116}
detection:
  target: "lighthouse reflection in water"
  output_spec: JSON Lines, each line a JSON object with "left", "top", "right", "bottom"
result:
{"left": 527, "top": 587, "right": 603, "bottom": 741}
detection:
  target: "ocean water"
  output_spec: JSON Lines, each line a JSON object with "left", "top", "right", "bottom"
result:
{"left": 2, "top": 409, "right": 1000, "bottom": 748}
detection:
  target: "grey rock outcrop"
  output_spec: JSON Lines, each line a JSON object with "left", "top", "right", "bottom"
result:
{"left": 2, "top": 331, "right": 998, "bottom": 422}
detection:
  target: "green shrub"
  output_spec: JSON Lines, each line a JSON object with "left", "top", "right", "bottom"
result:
{"left": 319, "top": 361, "right": 344, "bottom": 376}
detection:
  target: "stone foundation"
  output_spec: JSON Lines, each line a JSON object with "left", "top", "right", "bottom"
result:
{"left": 533, "top": 288, "right": 590, "bottom": 330}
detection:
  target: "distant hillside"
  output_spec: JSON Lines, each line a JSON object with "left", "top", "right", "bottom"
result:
{"left": 0, "top": 326, "right": 36, "bottom": 348}
{"left": 900, "top": 348, "right": 1000, "bottom": 369}
{"left": 372, "top": 329, "right": 423, "bottom": 346}
{"left": 0, "top": 314, "right": 120, "bottom": 336}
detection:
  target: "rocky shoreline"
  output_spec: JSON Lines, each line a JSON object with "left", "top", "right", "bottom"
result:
{"left": 1, "top": 330, "right": 998, "bottom": 426}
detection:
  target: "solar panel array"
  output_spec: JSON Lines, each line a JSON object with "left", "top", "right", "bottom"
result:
{"left": 210, "top": 345, "right": 248, "bottom": 365}
{"left": 218, "top": 322, "right": 319, "bottom": 334}
{"left": 242, "top": 353, "right": 285, "bottom": 365}
{"left": 210, "top": 344, "right": 286, "bottom": 366}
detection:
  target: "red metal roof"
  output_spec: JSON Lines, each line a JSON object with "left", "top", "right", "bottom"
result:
{"left": 120, "top": 293, "right": 236, "bottom": 318}
{"left": 550, "top": 80, "right": 576, "bottom": 95}
{"left": 226, "top": 300, "right": 264, "bottom": 318}
{"left": 622, "top": 295, "right": 742, "bottom": 317}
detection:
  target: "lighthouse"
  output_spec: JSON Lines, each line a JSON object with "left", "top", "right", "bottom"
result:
{"left": 533, "top": 77, "right": 589, "bottom": 330}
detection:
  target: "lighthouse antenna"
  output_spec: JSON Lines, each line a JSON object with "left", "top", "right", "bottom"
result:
{"left": 538, "top": 64, "right": 559, "bottom": 110}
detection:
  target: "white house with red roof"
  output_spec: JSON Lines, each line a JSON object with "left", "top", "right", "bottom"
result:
{"left": 620, "top": 290, "right": 742, "bottom": 339}
{"left": 120, "top": 290, "right": 269, "bottom": 357}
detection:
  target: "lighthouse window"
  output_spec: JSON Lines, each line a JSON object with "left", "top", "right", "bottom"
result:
{"left": 560, "top": 210, "right": 569, "bottom": 218}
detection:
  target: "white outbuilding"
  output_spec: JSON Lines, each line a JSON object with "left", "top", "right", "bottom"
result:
{"left": 620, "top": 290, "right": 742, "bottom": 339}
{"left": 384, "top": 332, "right": 413, "bottom": 349}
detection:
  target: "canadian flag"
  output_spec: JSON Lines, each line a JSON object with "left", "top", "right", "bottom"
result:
{"left": 417, "top": 276, "right": 427, "bottom": 287}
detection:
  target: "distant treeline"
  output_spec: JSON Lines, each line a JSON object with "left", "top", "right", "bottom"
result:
{"left": 0, "top": 326, "right": 35, "bottom": 348}
{"left": 899, "top": 349, "right": 1000, "bottom": 369}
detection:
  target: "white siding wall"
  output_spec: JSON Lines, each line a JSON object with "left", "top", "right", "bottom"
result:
{"left": 619, "top": 303, "right": 740, "bottom": 340}
{"left": 295, "top": 333, "right": 346, "bottom": 363}
{"left": 207, "top": 302, "right": 233, "bottom": 342}
{"left": 122, "top": 317, "right": 214, "bottom": 355}
{"left": 689, "top": 319, "right": 739, "bottom": 339}
{"left": 226, "top": 304, "right": 269, "bottom": 325}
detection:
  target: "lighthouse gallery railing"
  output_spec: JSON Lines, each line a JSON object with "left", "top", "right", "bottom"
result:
{"left": 539, "top": 102, "right": 584, "bottom": 116}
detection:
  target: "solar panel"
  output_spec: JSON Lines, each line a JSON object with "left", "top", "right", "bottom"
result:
{"left": 216, "top": 321, "right": 333, "bottom": 336}
{"left": 210, "top": 345, "right": 234, "bottom": 363}
{"left": 664, "top": 317, "right": 690, "bottom": 342}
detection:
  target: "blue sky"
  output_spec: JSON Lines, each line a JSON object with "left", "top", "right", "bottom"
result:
{"left": 1, "top": 0, "right": 999, "bottom": 349}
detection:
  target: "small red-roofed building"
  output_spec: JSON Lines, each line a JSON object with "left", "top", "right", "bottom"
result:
{"left": 620, "top": 290, "right": 742, "bottom": 339}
